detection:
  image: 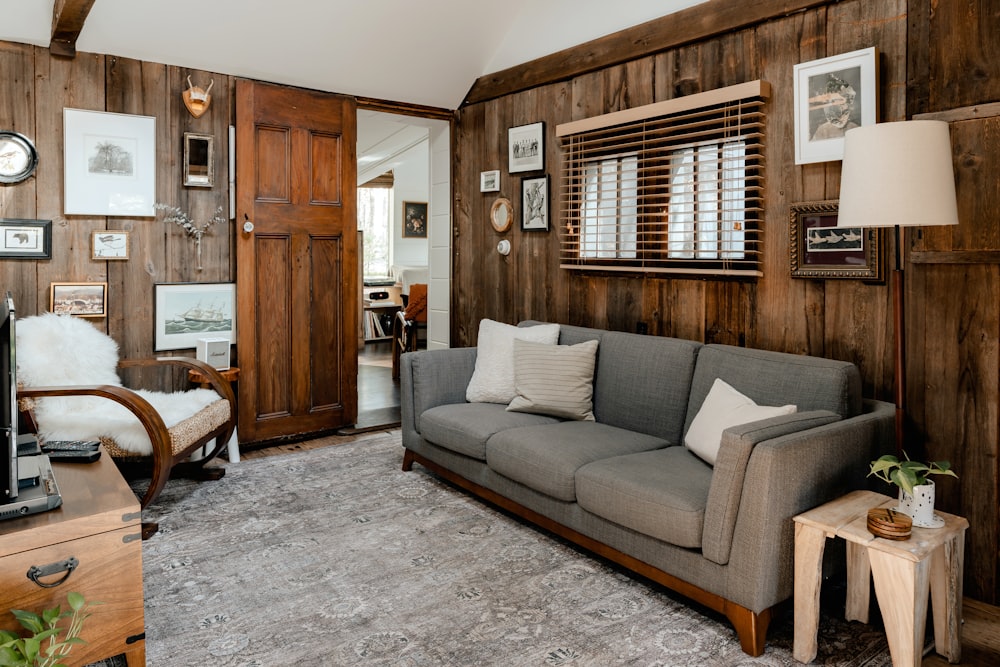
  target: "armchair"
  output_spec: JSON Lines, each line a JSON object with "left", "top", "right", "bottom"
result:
{"left": 15, "top": 313, "right": 235, "bottom": 538}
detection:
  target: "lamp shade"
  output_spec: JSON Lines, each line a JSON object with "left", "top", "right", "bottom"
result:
{"left": 837, "top": 120, "right": 959, "bottom": 228}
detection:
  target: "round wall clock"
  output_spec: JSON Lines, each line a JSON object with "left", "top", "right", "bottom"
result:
{"left": 490, "top": 197, "right": 513, "bottom": 233}
{"left": 0, "top": 131, "right": 39, "bottom": 184}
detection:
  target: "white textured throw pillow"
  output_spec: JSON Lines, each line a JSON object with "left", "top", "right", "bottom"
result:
{"left": 466, "top": 320, "right": 561, "bottom": 404}
{"left": 507, "top": 338, "right": 599, "bottom": 420}
{"left": 685, "top": 378, "right": 796, "bottom": 466}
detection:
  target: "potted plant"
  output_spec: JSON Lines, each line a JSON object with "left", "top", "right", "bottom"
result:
{"left": 0, "top": 592, "right": 94, "bottom": 667}
{"left": 869, "top": 452, "right": 957, "bottom": 528}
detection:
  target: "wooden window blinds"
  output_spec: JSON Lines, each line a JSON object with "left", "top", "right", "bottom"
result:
{"left": 556, "top": 80, "right": 770, "bottom": 277}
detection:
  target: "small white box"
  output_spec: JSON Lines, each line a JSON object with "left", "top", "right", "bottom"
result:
{"left": 196, "top": 337, "right": 231, "bottom": 370}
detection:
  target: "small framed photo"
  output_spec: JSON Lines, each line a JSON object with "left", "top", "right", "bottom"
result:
{"left": 0, "top": 219, "right": 51, "bottom": 259}
{"left": 508, "top": 122, "right": 544, "bottom": 173}
{"left": 793, "top": 47, "right": 878, "bottom": 165}
{"left": 154, "top": 282, "right": 236, "bottom": 351}
{"left": 91, "top": 230, "right": 130, "bottom": 260}
{"left": 521, "top": 175, "right": 549, "bottom": 231}
{"left": 64, "top": 108, "right": 156, "bottom": 216}
{"left": 402, "top": 201, "right": 428, "bottom": 238}
{"left": 789, "top": 200, "right": 882, "bottom": 281}
{"left": 50, "top": 282, "right": 107, "bottom": 318}
{"left": 480, "top": 170, "right": 500, "bottom": 193}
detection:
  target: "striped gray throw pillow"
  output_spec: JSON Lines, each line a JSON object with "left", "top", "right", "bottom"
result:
{"left": 507, "top": 338, "right": 599, "bottom": 421}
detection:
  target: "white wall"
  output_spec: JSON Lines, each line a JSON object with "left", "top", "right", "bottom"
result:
{"left": 426, "top": 120, "right": 450, "bottom": 349}
{"left": 391, "top": 139, "right": 430, "bottom": 267}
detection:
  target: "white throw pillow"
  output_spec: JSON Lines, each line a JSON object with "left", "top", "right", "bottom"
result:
{"left": 507, "top": 338, "right": 599, "bottom": 420}
{"left": 685, "top": 378, "right": 796, "bottom": 466}
{"left": 466, "top": 319, "right": 560, "bottom": 404}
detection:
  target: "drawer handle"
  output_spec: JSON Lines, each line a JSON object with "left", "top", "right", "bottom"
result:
{"left": 26, "top": 557, "right": 79, "bottom": 588}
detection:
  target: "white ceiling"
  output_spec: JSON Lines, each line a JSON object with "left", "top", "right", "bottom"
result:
{"left": 0, "top": 0, "right": 707, "bottom": 110}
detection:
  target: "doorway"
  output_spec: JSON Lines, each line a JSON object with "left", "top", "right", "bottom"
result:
{"left": 352, "top": 109, "right": 451, "bottom": 431}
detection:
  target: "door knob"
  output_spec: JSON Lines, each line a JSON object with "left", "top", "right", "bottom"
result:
{"left": 242, "top": 218, "right": 254, "bottom": 233}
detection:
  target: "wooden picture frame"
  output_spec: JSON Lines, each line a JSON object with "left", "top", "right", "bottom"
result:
{"left": 521, "top": 175, "right": 549, "bottom": 231}
{"left": 183, "top": 132, "right": 214, "bottom": 187}
{"left": 490, "top": 197, "right": 513, "bottom": 233}
{"left": 402, "top": 201, "right": 428, "bottom": 238}
{"left": 793, "top": 47, "right": 878, "bottom": 165}
{"left": 789, "top": 200, "right": 883, "bottom": 281}
{"left": 508, "top": 122, "right": 544, "bottom": 173}
{"left": 50, "top": 282, "right": 107, "bottom": 318}
{"left": 154, "top": 282, "right": 236, "bottom": 351}
{"left": 63, "top": 108, "right": 156, "bottom": 216}
{"left": 91, "top": 230, "right": 130, "bottom": 260}
{"left": 0, "top": 219, "right": 51, "bottom": 259}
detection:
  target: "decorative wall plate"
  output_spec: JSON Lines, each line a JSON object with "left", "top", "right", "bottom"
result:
{"left": 0, "top": 131, "right": 38, "bottom": 184}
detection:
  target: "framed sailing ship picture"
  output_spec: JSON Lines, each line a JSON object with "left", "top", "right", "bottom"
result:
{"left": 154, "top": 282, "right": 236, "bottom": 351}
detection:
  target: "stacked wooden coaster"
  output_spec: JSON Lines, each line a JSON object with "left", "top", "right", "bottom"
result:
{"left": 867, "top": 507, "right": 912, "bottom": 540}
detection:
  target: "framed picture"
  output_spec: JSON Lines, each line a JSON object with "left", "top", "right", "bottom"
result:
{"left": 402, "top": 201, "right": 428, "bottom": 238}
{"left": 789, "top": 200, "right": 883, "bottom": 281}
{"left": 154, "top": 282, "right": 236, "bottom": 351}
{"left": 91, "top": 231, "right": 129, "bottom": 260}
{"left": 508, "top": 122, "right": 544, "bottom": 173}
{"left": 64, "top": 108, "right": 157, "bottom": 216}
{"left": 50, "top": 282, "right": 107, "bottom": 318}
{"left": 0, "top": 219, "right": 51, "bottom": 259}
{"left": 521, "top": 175, "right": 549, "bottom": 231}
{"left": 480, "top": 170, "right": 500, "bottom": 193}
{"left": 793, "top": 47, "right": 878, "bottom": 165}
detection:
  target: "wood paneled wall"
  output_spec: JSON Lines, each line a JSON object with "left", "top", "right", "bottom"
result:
{"left": 451, "top": 0, "right": 1000, "bottom": 602}
{"left": 0, "top": 43, "right": 234, "bottom": 388}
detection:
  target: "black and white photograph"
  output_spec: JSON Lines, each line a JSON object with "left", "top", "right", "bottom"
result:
{"left": 91, "top": 230, "right": 130, "bottom": 260}
{"left": 508, "top": 122, "right": 544, "bottom": 173}
{"left": 521, "top": 175, "right": 549, "bottom": 231}
{"left": 154, "top": 282, "right": 236, "bottom": 351}
{"left": 480, "top": 170, "right": 500, "bottom": 192}
{"left": 793, "top": 47, "right": 878, "bottom": 164}
{"left": 0, "top": 218, "right": 51, "bottom": 259}
{"left": 64, "top": 108, "right": 156, "bottom": 216}
{"left": 789, "top": 200, "right": 882, "bottom": 281}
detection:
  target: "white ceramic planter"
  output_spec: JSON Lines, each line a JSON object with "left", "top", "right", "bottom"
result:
{"left": 897, "top": 479, "right": 944, "bottom": 528}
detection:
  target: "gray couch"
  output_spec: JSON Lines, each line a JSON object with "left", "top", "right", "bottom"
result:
{"left": 400, "top": 322, "right": 893, "bottom": 656}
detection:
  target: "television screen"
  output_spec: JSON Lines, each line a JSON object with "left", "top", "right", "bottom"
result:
{"left": 1, "top": 292, "right": 16, "bottom": 502}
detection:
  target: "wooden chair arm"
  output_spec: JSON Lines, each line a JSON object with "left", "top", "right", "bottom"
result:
{"left": 118, "top": 357, "right": 236, "bottom": 407}
{"left": 17, "top": 384, "right": 173, "bottom": 463}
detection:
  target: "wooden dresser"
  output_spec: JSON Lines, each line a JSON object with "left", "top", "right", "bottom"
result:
{"left": 0, "top": 449, "right": 145, "bottom": 666}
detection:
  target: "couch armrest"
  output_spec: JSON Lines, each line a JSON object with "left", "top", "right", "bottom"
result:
{"left": 401, "top": 347, "right": 477, "bottom": 447}
{"left": 703, "top": 410, "right": 843, "bottom": 565}
{"left": 719, "top": 399, "right": 894, "bottom": 612}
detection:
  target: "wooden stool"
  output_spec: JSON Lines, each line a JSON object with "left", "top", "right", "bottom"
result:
{"left": 793, "top": 490, "right": 968, "bottom": 666}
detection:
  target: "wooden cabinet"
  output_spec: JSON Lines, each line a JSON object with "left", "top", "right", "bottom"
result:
{"left": 0, "top": 450, "right": 145, "bottom": 666}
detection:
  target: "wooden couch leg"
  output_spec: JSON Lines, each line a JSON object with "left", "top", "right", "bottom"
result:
{"left": 726, "top": 603, "right": 771, "bottom": 657}
{"left": 402, "top": 449, "right": 415, "bottom": 471}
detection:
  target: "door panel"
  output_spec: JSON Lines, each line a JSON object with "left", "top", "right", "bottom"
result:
{"left": 236, "top": 80, "right": 357, "bottom": 443}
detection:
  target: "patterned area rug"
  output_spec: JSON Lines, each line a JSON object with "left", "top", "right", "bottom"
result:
{"left": 140, "top": 431, "right": 897, "bottom": 666}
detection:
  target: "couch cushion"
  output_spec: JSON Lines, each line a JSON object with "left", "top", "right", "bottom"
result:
{"left": 685, "top": 378, "right": 796, "bottom": 465}
{"left": 507, "top": 338, "right": 599, "bottom": 421}
{"left": 576, "top": 447, "right": 712, "bottom": 549}
{"left": 486, "top": 421, "right": 668, "bottom": 501}
{"left": 420, "top": 403, "right": 559, "bottom": 461}
{"left": 466, "top": 319, "right": 560, "bottom": 404}
{"left": 684, "top": 344, "right": 862, "bottom": 435}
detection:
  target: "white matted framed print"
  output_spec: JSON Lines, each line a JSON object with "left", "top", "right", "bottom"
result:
{"left": 793, "top": 47, "right": 878, "bottom": 165}
{"left": 0, "top": 219, "right": 51, "bottom": 259}
{"left": 91, "top": 230, "right": 129, "bottom": 260}
{"left": 154, "top": 282, "right": 236, "bottom": 351}
{"left": 521, "top": 175, "right": 549, "bottom": 231}
{"left": 64, "top": 108, "right": 156, "bottom": 216}
{"left": 480, "top": 170, "right": 500, "bottom": 192}
{"left": 508, "top": 122, "right": 544, "bottom": 173}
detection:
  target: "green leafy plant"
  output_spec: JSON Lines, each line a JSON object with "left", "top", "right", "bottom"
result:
{"left": 868, "top": 452, "right": 958, "bottom": 496}
{"left": 0, "top": 592, "right": 94, "bottom": 667}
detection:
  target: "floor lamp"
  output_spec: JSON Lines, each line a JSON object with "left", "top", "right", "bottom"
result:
{"left": 837, "top": 120, "right": 959, "bottom": 455}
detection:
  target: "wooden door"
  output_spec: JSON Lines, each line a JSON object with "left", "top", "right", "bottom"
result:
{"left": 235, "top": 80, "right": 357, "bottom": 443}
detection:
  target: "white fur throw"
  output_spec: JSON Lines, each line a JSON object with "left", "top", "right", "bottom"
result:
{"left": 16, "top": 313, "right": 223, "bottom": 456}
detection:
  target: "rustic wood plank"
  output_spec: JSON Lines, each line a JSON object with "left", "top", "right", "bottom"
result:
{"left": 914, "top": 101, "right": 1000, "bottom": 123}
{"left": 462, "top": 0, "right": 839, "bottom": 106}
{"left": 911, "top": 251, "right": 1000, "bottom": 264}
{"left": 49, "top": 0, "right": 95, "bottom": 57}
{"left": 924, "top": 0, "right": 1000, "bottom": 113}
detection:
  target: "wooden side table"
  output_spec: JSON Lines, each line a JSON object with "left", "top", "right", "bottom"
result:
{"left": 793, "top": 490, "right": 968, "bottom": 666}
{"left": 188, "top": 366, "right": 241, "bottom": 462}
{"left": 0, "top": 449, "right": 145, "bottom": 666}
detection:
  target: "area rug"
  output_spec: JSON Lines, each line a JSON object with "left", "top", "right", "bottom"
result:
{"left": 140, "top": 431, "right": 897, "bottom": 666}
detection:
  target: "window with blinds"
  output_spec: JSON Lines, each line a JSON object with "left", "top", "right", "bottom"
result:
{"left": 557, "top": 80, "right": 769, "bottom": 276}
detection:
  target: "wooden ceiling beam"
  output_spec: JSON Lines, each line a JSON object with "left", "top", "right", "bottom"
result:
{"left": 461, "top": 0, "right": 841, "bottom": 107}
{"left": 50, "top": 0, "right": 97, "bottom": 57}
